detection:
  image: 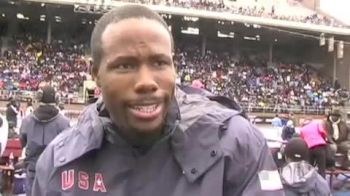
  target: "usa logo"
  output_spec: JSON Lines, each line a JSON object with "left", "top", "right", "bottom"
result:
{"left": 61, "top": 170, "right": 107, "bottom": 192}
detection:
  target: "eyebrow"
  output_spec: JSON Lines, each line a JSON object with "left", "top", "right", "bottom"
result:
{"left": 148, "top": 54, "right": 172, "bottom": 62}
{"left": 106, "top": 53, "right": 172, "bottom": 66}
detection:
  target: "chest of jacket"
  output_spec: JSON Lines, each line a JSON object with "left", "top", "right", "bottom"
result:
{"left": 46, "top": 139, "right": 225, "bottom": 196}
{"left": 326, "top": 121, "right": 348, "bottom": 143}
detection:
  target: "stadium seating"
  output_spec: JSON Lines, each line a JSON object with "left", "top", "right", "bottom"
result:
{"left": 0, "top": 38, "right": 89, "bottom": 102}
{"left": 0, "top": 38, "right": 345, "bottom": 114}
{"left": 112, "top": 0, "right": 345, "bottom": 27}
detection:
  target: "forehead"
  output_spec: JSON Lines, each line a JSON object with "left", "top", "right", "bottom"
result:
{"left": 101, "top": 18, "right": 172, "bottom": 55}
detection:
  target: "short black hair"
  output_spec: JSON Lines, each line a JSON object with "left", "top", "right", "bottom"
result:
{"left": 284, "top": 138, "right": 309, "bottom": 162}
{"left": 90, "top": 4, "right": 174, "bottom": 75}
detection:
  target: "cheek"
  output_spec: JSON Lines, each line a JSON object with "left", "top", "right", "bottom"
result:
{"left": 99, "top": 77, "right": 124, "bottom": 105}
{"left": 157, "top": 70, "right": 176, "bottom": 91}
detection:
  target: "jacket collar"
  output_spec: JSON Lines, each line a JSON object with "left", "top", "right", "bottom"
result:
{"left": 171, "top": 88, "right": 239, "bottom": 182}
{"left": 53, "top": 89, "right": 238, "bottom": 183}
{"left": 53, "top": 96, "right": 181, "bottom": 168}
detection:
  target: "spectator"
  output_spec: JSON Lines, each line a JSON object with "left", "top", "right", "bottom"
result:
{"left": 272, "top": 114, "right": 283, "bottom": 127}
{"left": 19, "top": 86, "right": 70, "bottom": 196}
{"left": 25, "top": 100, "right": 34, "bottom": 117}
{"left": 6, "top": 98, "right": 19, "bottom": 128}
{"left": 281, "top": 120, "right": 295, "bottom": 141}
{"left": 281, "top": 138, "right": 331, "bottom": 196}
{"left": 299, "top": 119, "right": 328, "bottom": 178}
{"left": 325, "top": 109, "right": 350, "bottom": 168}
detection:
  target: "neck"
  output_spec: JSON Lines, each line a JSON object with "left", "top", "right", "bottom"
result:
{"left": 107, "top": 123, "right": 164, "bottom": 149}
{"left": 121, "top": 129, "right": 163, "bottom": 148}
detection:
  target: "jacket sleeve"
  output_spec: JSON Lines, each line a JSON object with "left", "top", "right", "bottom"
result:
{"left": 318, "top": 121, "right": 328, "bottom": 140}
{"left": 223, "top": 116, "right": 285, "bottom": 196}
{"left": 32, "top": 142, "right": 55, "bottom": 196}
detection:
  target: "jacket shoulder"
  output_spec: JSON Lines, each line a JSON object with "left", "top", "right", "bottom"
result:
{"left": 220, "top": 114, "right": 265, "bottom": 153}
{"left": 220, "top": 115, "right": 283, "bottom": 195}
{"left": 33, "top": 126, "right": 79, "bottom": 194}
{"left": 56, "top": 113, "right": 71, "bottom": 127}
{"left": 21, "top": 114, "right": 36, "bottom": 124}
{"left": 36, "top": 126, "right": 77, "bottom": 165}
{"left": 57, "top": 113, "right": 70, "bottom": 122}
{"left": 177, "top": 90, "right": 242, "bottom": 132}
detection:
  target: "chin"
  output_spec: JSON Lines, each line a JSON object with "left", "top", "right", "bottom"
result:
{"left": 132, "top": 119, "right": 164, "bottom": 135}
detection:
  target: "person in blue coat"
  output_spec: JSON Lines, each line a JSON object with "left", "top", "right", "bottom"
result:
{"left": 281, "top": 138, "right": 331, "bottom": 196}
{"left": 32, "top": 5, "right": 284, "bottom": 196}
{"left": 20, "top": 86, "right": 70, "bottom": 196}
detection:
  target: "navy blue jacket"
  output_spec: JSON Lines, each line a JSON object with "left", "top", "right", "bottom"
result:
{"left": 32, "top": 88, "right": 284, "bottom": 196}
{"left": 20, "top": 105, "right": 70, "bottom": 174}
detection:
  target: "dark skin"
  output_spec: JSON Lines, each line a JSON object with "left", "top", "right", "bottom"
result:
{"left": 93, "top": 18, "right": 176, "bottom": 145}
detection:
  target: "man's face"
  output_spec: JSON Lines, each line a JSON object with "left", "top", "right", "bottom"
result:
{"left": 330, "top": 114, "right": 340, "bottom": 122}
{"left": 95, "top": 18, "right": 176, "bottom": 136}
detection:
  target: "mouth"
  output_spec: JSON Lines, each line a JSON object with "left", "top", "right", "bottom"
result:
{"left": 128, "top": 103, "right": 163, "bottom": 121}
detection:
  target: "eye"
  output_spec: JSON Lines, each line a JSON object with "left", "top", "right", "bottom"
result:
{"left": 153, "top": 60, "right": 169, "bottom": 68}
{"left": 114, "top": 63, "right": 135, "bottom": 71}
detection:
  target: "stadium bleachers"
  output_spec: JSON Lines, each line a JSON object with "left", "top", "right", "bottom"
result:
{"left": 112, "top": 0, "right": 346, "bottom": 27}
{"left": 0, "top": 38, "right": 346, "bottom": 114}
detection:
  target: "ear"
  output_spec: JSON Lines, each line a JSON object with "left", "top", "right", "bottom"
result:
{"left": 91, "top": 66, "right": 101, "bottom": 87}
{"left": 94, "top": 74, "right": 101, "bottom": 88}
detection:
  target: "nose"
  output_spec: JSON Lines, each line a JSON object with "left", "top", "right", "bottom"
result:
{"left": 134, "top": 65, "right": 158, "bottom": 94}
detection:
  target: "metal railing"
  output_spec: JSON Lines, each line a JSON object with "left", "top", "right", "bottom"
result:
{"left": 240, "top": 104, "right": 344, "bottom": 115}
{"left": 0, "top": 89, "right": 85, "bottom": 104}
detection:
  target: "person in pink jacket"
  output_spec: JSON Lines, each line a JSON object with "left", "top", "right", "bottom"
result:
{"left": 300, "top": 119, "right": 328, "bottom": 178}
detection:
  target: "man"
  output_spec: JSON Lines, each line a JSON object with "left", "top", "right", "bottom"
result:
{"left": 6, "top": 98, "right": 19, "bottom": 129}
{"left": 25, "top": 100, "right": 34, "bottom": 117}
{"left": 32, "top": 5, "right": 284, "bottom": 196}
{"left": 272, "top": 114, "right": 283, "bottom": 127}
{"left": 300, "top": 119, "right": 327, "bottom": 178}
{"left": 325, "top": 109, "right": 350, "bottom": 154}
{"left": 280, "top": 138, "right": 331, "bottom": 196}
{"left": 281, "top": 120, "right": 295, "bottom": 141}
{"left": 20, "top": 86, "right": 70, "bottom": 196}
{"left": 325, "top": 109, "right": 350, "bottom": 168}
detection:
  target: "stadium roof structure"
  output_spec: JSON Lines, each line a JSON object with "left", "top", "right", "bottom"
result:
{"left": 1, "top": 0, "right": 349, "bottom": 46}
{"left": 19, "top": 0, "right": 350, "bottom": 36}
{"left": 1, "top": 0, "right": 349, "bottom": 89}
{"left": 0, "top": 0, "right": 350, "bottom": 47}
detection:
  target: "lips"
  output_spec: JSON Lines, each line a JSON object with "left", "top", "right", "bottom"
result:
{"left": 128, "top": 103, "right": 163, "bottom": 120}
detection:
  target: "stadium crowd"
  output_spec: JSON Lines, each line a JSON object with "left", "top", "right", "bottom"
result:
{"left": 116, "top": 0, "right": 345, "bottom": 27}
{"left": 176, "top": 47, "right": 344, "bottom": 113}
{"left": 0, "top": 38, "right": 90, "bottom": 100}
{"left": 0, "top": 38, "right": 345, "bottom": 113}
{"left": 0, "top": 5, "right": 349, "bottom": 195}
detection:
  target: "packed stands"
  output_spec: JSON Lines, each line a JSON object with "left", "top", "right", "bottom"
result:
{"left": 114, "top": 0, "right": 346, "bottom": 27}
{"left": 0, "top": 37, "right": 90, "bottom": 102}
{"left": 175, "top": 47, "right": 345, "bottom": 114}
{"left": 0, "top": 38, "right": 346, "bottom": 114}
